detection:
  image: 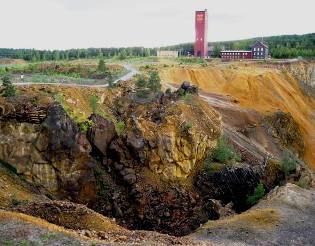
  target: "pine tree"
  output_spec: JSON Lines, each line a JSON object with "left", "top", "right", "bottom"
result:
{"left": 98, "top": 59, "right": 106, "bottom": 72}
{"left": 147, "top": 71, "right": 161, "bottom": 93}
{"left": 1, "top": 75, "right": 16, "bottom": 97}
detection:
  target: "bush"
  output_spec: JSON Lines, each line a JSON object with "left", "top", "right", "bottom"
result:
{"left": 165, "top": 88, "right": 172, "bottom": 95}
{"left": 1, "top": 74, "right": 16, "bottom": 97}
{"left": 280, "top": 150, "right": 300, "bottom": 175}
{"left": 178, "top": 88, "right": 185, "bottom": 97}
{"left": 212, "top": 137, "right": 241, "bottom": 164}
{"left": 116, "top": 121, "right": 125, "bottom": 136}
{"left": 181, "top": 121, "right": 192, "bottom": 135}
{"left": 89, "top": 95, "right": 99, "bottom": 113}
{"left": 246, "top": 183, "right": 265, "bottom": 206}
{"left": 296, "top": 176, "right": 310, "bottom": 189}
{"left": 78, "top": 120, "right": 93, "bottom": 133}
{"left": 135, "top": 75, "right": 147, "bottom": 89}
{"left": 181, "top": 93, "right": 192, "bottom": 102}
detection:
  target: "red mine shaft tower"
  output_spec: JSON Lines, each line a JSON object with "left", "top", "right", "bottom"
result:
{"left": 194, "top": 9, "right": 208, "bottom": 58}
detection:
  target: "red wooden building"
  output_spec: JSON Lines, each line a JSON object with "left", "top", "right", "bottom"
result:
{"left": 221, "top": 50, "right": 252, "bottom": 61}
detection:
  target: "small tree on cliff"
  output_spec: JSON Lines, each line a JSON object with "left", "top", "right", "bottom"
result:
{"left": 135, "top": 75, "right": 148, "bottom": 98}
{"left": 1, "top": 75, "right": 16, "bottom": 97}
{"left": 147, "top": 71, "right": 161, "bottom": 93}
{"left": 89, "top": 95, "right": 99, "bottom": 114}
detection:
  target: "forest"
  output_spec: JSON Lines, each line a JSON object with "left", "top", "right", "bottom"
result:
{"left": 0, "top": 33, "right": 314, "bottom": 60}
{"left": 163, "top": 33, "right": 315, "bottom": 58}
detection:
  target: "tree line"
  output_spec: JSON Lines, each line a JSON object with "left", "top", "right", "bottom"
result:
{"left": 0, "top": 33, "right": 314, "bottom": 61}
{"left": 162, "top": 33, "right": 315, "bottom": 58}
{"left": 0, "top": 47, "right": 156, "bottom": 62}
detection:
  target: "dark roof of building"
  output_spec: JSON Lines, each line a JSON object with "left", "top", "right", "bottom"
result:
{"left": 221, "top": 50, "right": 252, "bottom": 53}
{"left": 251, "top": 40, "right": 268, "bottom": 48}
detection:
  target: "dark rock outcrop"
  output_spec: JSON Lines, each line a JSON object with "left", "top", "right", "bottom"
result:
{"left": 179, "top": 81, "right": 198, "bottom": 95}
{"left": 196, "top": 165, "right": 261, "bottom": 212}
{"left": 0, "top": 101, "right": 96, "bottom": 203}
{"left": 87, "top": 114, "right": 117, "bottom": 156}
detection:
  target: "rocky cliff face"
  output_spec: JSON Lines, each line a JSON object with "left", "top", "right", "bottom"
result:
{"left": 86, "top": 84, "right": 223, "bottom": 236}
{"left": 0, "top": 97, "right": 96, "bottom": 203}
{"left": 1, "top": 82, "right": 302, "bottom": 237}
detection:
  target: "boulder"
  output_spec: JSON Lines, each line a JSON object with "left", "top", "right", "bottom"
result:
{"left": 87, "top": 114, "right": 117, "bottom": 156}
{"left": 179, "top": 81, "right": 198, "bottom": 94}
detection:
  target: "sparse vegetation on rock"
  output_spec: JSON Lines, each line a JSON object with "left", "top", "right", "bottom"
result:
{"left": 212, "top": 136, "right": 241, "bottom": 164}
{"left": 280, "top": 150, "right": 301, "bottom": 176}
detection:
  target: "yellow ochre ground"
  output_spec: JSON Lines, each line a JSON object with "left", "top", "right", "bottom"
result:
{"left": 160, "top": 65, "right": 315, "bottom": 169}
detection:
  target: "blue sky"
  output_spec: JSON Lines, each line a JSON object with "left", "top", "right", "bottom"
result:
{"left": 0, "top": 0, "right": 314, "bottom": 49}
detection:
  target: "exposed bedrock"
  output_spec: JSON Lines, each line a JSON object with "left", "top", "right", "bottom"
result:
{"left": 0, "top": 84, "right": 300, "bottom": 237}
{"left": 0, "top": 101, "right": 96, "bottom": 203}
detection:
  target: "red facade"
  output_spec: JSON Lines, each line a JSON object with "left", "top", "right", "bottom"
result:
{"left": 221, "top": 51, "right": 253, "bottom": 61}
{"left": 194, "top": 10, "right": 208, "bottom": 58}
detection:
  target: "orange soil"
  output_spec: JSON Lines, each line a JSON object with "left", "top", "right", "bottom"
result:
{"left": 160, "top": 66, "right": 315, "bottom": 169}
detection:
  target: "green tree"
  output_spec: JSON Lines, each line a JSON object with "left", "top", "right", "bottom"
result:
{"left": 147, "top": 71, "right": 161, "bottom": 93}
{"left": 97, "top": 59, "right": 106, "bottom": 72}
{"left": 135, "top": 75, "right": 147, "bottom": 89}
{"left": 118, "top": 50, "right": 127, "bottom": 60}
{"left": 213, "top": 45, "right": 222, "bottom": 58}
{"left": 89, "top": 95, "right": 99, "bottom": 114}
{"left": 1, "top": 75, "right": 16, "bottom": 97}
{"left": 107, "top": 73, "right": 114, "bottom": 88}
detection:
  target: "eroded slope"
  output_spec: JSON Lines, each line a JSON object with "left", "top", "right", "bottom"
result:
{"left": 160, "top": 65, "right": 315, "bottom": 168}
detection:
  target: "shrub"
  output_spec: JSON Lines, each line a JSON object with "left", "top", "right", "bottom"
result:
{"left": 178, "top": 88, "right": 185, "bottom": 97}
{"left": 116, "top": 121, "right": 125, "bottom": 136}
{"left": 280, "top": 150, "right": 300, "bottom": 175}
{"left": 165, "top": 88, "right": 172, "bottom": 95}
{"left": 1, "top": 74, "right": 16, "bottom": 97}
{"left": 78, "top": 120, "right": 93, "bottom": 133}
{"left": 135, "top": 75, "right": 147, "bottom": 89}
{"left": 89, "top": 95, "right": 99, "bottom": 114}
{"left": 212, "top": 137, "right": 241, "bottom": 164}
{"left": 54, "top": 92, "right": 65, "bottom": 104}
{"left": 136, "top": 89, "right": 150, "bottom": 98}
{"left": 181, "top": 121, "right": 192, "bottom": 135}
{"left": 296, "top": 176, "right": 310, "bottom": 189}
{"left": 246, "top": 182, "right": 265, "bottom": 206}
{"left": 182, "top": 93, "right": 192, "bottom": 102}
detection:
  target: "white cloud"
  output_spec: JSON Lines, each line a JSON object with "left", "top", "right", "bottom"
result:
{"left": 0, "top": 0, "right": 314, "bottom": 49}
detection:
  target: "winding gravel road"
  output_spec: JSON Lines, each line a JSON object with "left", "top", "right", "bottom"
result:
{"left": 12, "top": 64, "right": 138, "bottom": 88}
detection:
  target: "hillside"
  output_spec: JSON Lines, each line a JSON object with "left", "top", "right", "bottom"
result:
{"left": 160, "top": 62, "right": 315, "bottom": 168}
{"left": 0, "top": 59, "right": 314, "bottom": 245}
